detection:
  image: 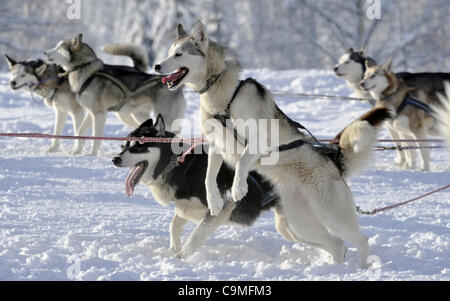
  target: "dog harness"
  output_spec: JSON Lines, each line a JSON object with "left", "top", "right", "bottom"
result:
{"left": 396, "top": 95, "right": 434, "bottom": 115}
{"left": 77, "top": 65, "right": 162, "bottom": 112}
{"left": 211, "top": 78, "right": 344, "bottom": 172}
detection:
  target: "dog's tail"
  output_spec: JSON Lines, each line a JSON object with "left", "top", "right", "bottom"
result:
{"left": 102, "top": 43, "right": 149, "bottom": 72}
{"left": 433, "top": 81, "right": 450, "bottom": 145}
{"left": 335, "top": 107, "right": 392, "bottom": 177}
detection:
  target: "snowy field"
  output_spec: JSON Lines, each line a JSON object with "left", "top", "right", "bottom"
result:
{"left": 0, "top": 69, "right": 449, "bottom": 281}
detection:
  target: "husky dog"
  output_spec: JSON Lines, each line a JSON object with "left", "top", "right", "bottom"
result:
{"left": 112, "top": 115, "right": 300, "bottom": 258}
{"left": 44, "top": 34, "right": 186, "bottom": 156}
{"left": 5, "top": 55, "right": 83, "bottom": 152}
{"left": 335, "top": 49, "right": 450, "bottom": 169}
{"left": 360, "top": 58, "right": 449, "bottom": 171}
{"left": 334, "top": 47, "right": 378, "bottom": 106}
{"left": 156, "top": 21, "right": 392, "bottom": 267}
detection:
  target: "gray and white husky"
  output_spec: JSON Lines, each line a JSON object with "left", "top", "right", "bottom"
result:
{"left": 112, "top": 115, "right": 300, "bottom": 258}
{"left": 5, "top": 44, "right": 148, "bottom": 152}
{"left": 156, "top": 21, "right": 392, "bottom": 267}
{"left": 5, "top": 55, "right": 83, "bottom": 152}
{"left": 44, "top": 34, "right": 186, "bottom": 156}
{"left": 360, "top": 58, "right": 450, "bottom": 171}
{"left": 335, "top": 49, "right": 450, "bottom": 170}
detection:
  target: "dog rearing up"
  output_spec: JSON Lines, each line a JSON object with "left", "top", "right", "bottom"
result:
{"left": 156, "top": 21, "right": 392, "bottom": 267}
{"left": 44, "top": 34, "right": 186, "bottom": 156}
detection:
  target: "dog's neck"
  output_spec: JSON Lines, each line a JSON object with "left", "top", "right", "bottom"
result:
{"left": 198, "top": 44, "right": 241, "bottom": 116}
{"left": 377, "top": 73, "right": 411, "bottom": 108}
{"left": 65, "top": 59, "right": 104, "bottom": 93}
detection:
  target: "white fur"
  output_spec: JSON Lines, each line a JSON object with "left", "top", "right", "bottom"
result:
{"left": 434, "top": 81, "right": 450, "bottom": 145}
{"left": 157, "top": 21, "right": 375, "bottom": 267}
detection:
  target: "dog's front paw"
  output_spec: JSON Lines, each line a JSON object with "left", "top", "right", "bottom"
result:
{"left": 231, "top": 175, "right": 248, "bottom": 203}
{"left": 206, "top": 189, "right": 224, "bottom": 216}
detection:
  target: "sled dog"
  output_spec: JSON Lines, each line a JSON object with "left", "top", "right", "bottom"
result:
{"left": 5, "top": 55, "right": 83, "bottom": 152}
{"left": 44, "top": 34, "right": 186, "bottom": 155}
{"left": 5, "top": 44, "right": 149, "bottom": 152}
{"left": 156, "top": 21, "right": 392, "bottom": 267}
{"left": 112, "top": 115, "right": 300, "bottom": 258}
{"left": 335, "top": 48, "right": 450, "bottom": 170}
{"left": 360, "top": 58, "right": 449, "bottom": 170}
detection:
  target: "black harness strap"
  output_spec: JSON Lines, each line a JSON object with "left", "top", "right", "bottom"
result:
{"left": 396, "top": 95, "right": 434, "bottom": 115}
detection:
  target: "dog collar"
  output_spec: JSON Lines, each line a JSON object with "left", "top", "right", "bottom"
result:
{"left": 198, "top": 71, "right": 224, "bottom": 94}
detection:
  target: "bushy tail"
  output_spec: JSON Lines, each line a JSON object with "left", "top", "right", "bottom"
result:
{"left": 433, "top": 81, "right": 450, "bottom": 145}
{"left": 102, "top": 43, "right": 149, "bottom": 72}
{"left": 336, "top": 107, "right": 392, "bottom": 177}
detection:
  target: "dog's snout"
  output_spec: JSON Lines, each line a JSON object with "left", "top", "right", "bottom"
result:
{"left": 334, "top": 66, "right": 339, "bottom": 72}
{"left": 10, "top": 80, "right": 16, "bottom": 87}
{"left": 43, "top": 50, "right": 47, "bottom": 55}
{"left": 112, "top": 156, "right": 122, "bottom": 167}
{"left": 154, "top": 64, "right": 161, "bottom": 72}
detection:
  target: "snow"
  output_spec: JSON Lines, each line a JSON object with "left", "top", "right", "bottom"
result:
{"left": 0, "top": 70, "right": 449, "bottom": 281}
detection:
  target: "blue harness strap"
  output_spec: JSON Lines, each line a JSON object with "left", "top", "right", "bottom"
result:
{"left": 396, "top": 95, "right": 434, "bottom": 115}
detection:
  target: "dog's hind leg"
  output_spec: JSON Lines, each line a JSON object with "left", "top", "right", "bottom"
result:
{"left": 279, "top": 189, "right": 346, "bottom": 263}
{"left": 48, "top": 108, "right": 68, "bottom": 152}
{"left": 89, "top": 111, "right": 107, "bottom": 156}
{"left": 310, "top": 180, "right": 370, "bottom": 268}
{"left": 169, "top": 212, "right": 188, "bottom": 254}
{"left": 176, "top": 202, "right": 235, "bottom": 259}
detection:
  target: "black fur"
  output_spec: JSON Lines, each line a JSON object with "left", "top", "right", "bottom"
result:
{"left": 119, "top": 118, "right": 279, "bottom": 226}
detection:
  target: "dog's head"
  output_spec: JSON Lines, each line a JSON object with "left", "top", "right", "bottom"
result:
{"left": 155, "top": 21, "right": 209, "bottom": 91}
{"left": 360, "top": 58, "right": 394, "bottom": 99}
{"left": 44, "top": 34, "right": 96, "bottom": 71}
{"left": 112, "top": 115, "right": 176, "bottom": 197}
{"left": 334, "top": 47, "right": 376, "bottom": 83}
{"left": 4, "top": 55, "right": 47, "bottom": 90}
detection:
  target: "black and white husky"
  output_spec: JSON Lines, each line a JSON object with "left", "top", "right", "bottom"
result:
{"left": 112, "top": 115, "right": 299, "bottom": 258}
{"left": 155, "top": 21, "right": 392, "bottom": 267}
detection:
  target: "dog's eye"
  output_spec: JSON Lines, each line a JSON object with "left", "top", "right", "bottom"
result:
{"left": 175, "top": 53, "right": 183, "bottom": 57}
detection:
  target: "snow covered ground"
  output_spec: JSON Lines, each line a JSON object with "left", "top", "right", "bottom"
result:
{"left": 0, "top": 70, "right": 449, "bottom": 281}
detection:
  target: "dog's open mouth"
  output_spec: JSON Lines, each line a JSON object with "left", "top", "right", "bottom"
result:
{"left": 125, "top": 161, "right": 148, "bottom": 197}
{"left": 162, "top": 67, "right": 189, "bottom": 89}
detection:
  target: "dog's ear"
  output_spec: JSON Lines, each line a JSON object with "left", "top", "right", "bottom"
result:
{"left": 192, "top": 20, "right": 207, "bottom": 44}
{"left": 35, "top": 64, "right": 48, "bottom": 77}
{"left": 154, "top": 114, "right": 166, "bottom": 136}
{"left": 365, "top": 57, "right": 377, "bottom": 70}
{"left": 5, "top": 54, "right": 17, "bottom": 69}
{"left": 348, "top": 47, "right": 354, "bottom": 53}
{"left": 71, "top": 33, "right": 83, "bottom": 51}
{"left": 382, "top": 57, "right": 393, "bottom": 73}
{"left": 177, "top": 24, "right": 188, "bottom": 40}
{"left": 139, "top": 118, "right": 154, "bottom": 129}
{"left": 358, "top": 44, "right": 367, "bottom": 55}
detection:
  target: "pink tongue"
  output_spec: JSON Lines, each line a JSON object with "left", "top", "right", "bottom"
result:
{"left": 125, "top": 164, "right": 142, "bottom": 197}
{"left": 162, "top": 70, "right": 183, "bottom": 84}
